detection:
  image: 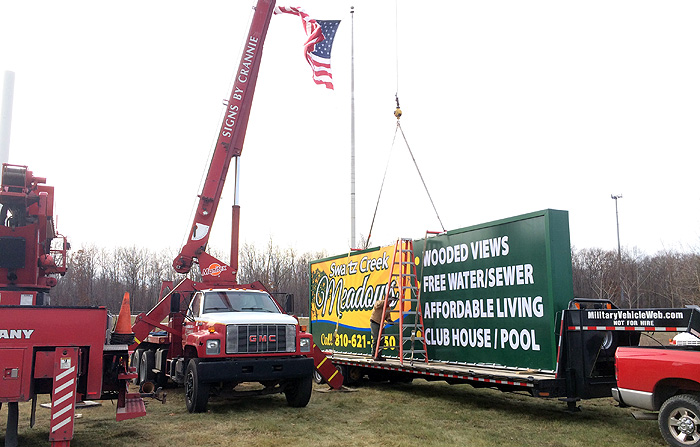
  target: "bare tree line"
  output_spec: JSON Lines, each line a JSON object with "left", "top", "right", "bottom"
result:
{"left": 572, "top": 246, "right": 700, "bottom": 309}
{"left": 51, "top": 242, "right": 700, "bottom": 316}
{"left": 51, "top": 241, "right": 327, "bottom": 316}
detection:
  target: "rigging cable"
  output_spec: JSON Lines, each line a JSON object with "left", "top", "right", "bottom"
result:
{"left": 396, "top": 119, "right": 446, "bottom": 233}
{"left": 364, "top": 123, "right": 400, "bottom": 249}
{"left": 364, "top": 0, "right": 446, "bottom": 248}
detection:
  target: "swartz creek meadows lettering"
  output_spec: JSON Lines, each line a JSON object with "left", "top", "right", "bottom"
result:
{"left": 313, "top": 251, "right": 393, "bottom": 319}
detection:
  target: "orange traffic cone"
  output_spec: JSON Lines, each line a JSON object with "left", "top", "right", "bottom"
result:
{"left": 111, "top": 292, "right": 134, "bottom": 345}
{"left": 115, "top": 292, "right": 132, "bottom": 334}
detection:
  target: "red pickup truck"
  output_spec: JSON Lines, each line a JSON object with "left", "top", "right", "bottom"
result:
{"left": 614, "top": 344, "right": 700, "bottom": 447}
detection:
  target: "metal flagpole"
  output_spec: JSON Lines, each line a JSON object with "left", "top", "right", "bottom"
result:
{"left": 350, "top": 6, "right": 356, "bottom": 249}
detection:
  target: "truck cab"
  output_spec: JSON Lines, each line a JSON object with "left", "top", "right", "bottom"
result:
{"left": 132, "top": 285, "right": 315, "bottom": 413}
{"left": 184, "top": 288, "right": 309, "bottom": 358}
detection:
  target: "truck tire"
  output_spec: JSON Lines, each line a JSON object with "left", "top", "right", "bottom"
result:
{"left": 659, "top": 394, "right": 700, "bottom": 447}
{"left": 312, "top": 369, "right": 325, "bottom": 385}
{"left": 139, "top": 350, "right": 155, "bottom": 385}
{"left": 284, "top": 375, "right": 313, "bottom": 408}
{"left": 130, "top": 350, "right": 140, "bottom": 385}
{"left": 185, "top": 359, "right": 210, "bottom": 413}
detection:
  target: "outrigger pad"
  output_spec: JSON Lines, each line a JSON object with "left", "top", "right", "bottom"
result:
{"left": 312, "top": 344, "right": 344, "bottom": 390}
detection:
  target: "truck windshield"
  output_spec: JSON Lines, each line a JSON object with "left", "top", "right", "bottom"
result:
{"left": 202, "top": 291, "right": 280, "bottom": 314}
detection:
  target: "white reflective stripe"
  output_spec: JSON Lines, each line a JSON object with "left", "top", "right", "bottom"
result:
{"left": 53, "top": 391, "right": 74, "bottom": 407}
{"left": 51, "top": 416, "right": 73, "bottom": 432}
{"left": 54, "top": 378, "right": 75, "bottom": 394}
{"left": 56, "top": 366, "right": 75, "bottom": 381}
{"left": 52, "top": 403, "right": 73, "bottom": 420}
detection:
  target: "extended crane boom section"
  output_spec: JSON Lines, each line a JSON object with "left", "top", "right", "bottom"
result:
{"left": 174, "top": 0, "right": 276, "bottom": 277}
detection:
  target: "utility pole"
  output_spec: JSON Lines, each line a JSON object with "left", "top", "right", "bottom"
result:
{"left": 611, "top": 194, "right": 624, "bottom": 305}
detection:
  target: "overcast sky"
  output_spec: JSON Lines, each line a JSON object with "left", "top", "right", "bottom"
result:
{"left": 2, "top": 1, "right": 699, "bottom": 260}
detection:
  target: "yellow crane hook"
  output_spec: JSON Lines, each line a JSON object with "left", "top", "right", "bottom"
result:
{"left": 394, "top": 95, "right": 402, "bottom": 119}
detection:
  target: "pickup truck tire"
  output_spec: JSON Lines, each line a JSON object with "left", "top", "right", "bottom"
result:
{"left": 284, "top": 375, "right": 312, "bottom": 408}
{"left": 185, "top": 359, "right": 210, "bottom": 413}
{"left": 659, "top": 394, "right": 700, "bottom": 447}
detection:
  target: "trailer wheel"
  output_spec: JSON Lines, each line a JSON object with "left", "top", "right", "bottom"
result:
{"left": 139, "top": 350, "right": 155, "bottom": 385}
{"left": 341, "top": 365, "right": 363, "bottom": 385}
{"left": 659, "top": 394, "right": 700, "bottom": 447}
{"left": 284, "top": 375, "right": 313, "bottom": 408}
{"left": 185, "top": 359, "right": 209, "bottom": 413}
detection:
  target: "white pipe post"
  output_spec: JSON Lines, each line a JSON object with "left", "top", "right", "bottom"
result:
{"left": 0, "top": 71, "right": 15, "bottom": 165}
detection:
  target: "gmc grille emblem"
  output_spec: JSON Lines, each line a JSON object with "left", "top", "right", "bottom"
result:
{"left": 249, "top": 334, "right": 276, "bottom": 343}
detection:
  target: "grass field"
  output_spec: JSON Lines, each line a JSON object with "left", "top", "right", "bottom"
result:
{"left": 1, "top": 378, "right": 668, "bottom": 447}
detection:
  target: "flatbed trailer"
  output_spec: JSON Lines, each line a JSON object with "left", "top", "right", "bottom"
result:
{"left": 309, "top": 210, "right": 700, "bottom": 409}
{"left": 318, "top": 302, "right": 700, "bottom": 409}
{"left": 323, "top": 353, "right": 558, "bottom": 393}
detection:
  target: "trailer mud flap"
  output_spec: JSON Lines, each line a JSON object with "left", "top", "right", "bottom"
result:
{"left": 312, "top": 344, "right": 343, "bottom": 390}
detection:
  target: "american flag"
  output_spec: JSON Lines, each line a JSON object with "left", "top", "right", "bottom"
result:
{"left": 275, "top": 6, "right": 340, "bottom": 90}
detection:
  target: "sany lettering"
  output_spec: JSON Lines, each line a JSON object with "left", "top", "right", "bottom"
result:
{"left": 0, "top": 329, "right": 34, "bottom": 339}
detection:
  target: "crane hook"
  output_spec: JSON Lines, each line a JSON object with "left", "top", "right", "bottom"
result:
{"left": 394, "top": 94, "right": 402, "bottom": 120}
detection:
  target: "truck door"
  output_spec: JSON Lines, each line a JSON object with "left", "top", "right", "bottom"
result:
{"left": 184, "top": 292, "right": 203, "bottom": 337}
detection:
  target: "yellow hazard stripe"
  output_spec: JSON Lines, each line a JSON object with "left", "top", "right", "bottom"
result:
{"left": 133, "top": 337, "right": 141, "bottom": 345}
{"left": 317, "top": 357, "right": 327, "bottom": 368}
{"left": 328, "top": 370, "right": 339, "bottom": 381}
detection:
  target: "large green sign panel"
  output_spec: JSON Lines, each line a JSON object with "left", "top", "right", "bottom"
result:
{"left": 414, "top": 209, "right": 573, "bottom": 371}
{"left": 308, "top": 209, "right": 574, "bottom": 372}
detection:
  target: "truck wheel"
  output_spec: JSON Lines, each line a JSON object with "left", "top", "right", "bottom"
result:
{"left": 285, "top": 375, "right": 313, "bottom": 408}
{"left": 312, "top": 369, "right": 325, "bottom": 385}
{"left": 185, "top": 359, "right": 210, "bottom": 413}
{"left": 659, "top": 394, "right": 700, "bottom": 447}
{"left": 139, "top": 350, "right": 155, "bottom": 385}
{"left": 130, "top": 350, "right": 140, "bottom": 385}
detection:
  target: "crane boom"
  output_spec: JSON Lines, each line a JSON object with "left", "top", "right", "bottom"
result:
{"left": 173, "top": 0, "right": 276, "bottom": 277}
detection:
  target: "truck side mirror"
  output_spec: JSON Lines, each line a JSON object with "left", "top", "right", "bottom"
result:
{"left": 285, "top": 293, "right": 294, "bottom": 314}
{"left": 170, "top": 292, "right": 181, "bottom": 313}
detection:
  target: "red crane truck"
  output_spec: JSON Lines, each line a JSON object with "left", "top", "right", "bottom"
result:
{"left": 128, "top": 0, "right": 340, "bottom": 414}
{"left": 0, "top": 163, "right": 146, "bottom": 447}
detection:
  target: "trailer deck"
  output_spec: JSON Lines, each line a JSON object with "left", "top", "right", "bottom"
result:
{"left": 327, "top": 352, "right": 560, "bottom": 394}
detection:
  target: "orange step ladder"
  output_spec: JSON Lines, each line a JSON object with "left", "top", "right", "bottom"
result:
{"left": 375, "top": 238, "right": 428, "bottom": 365}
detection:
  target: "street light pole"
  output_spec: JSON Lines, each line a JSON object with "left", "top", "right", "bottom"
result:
{"left": 611, "top": 194, "right": 624, "bottom": 305}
